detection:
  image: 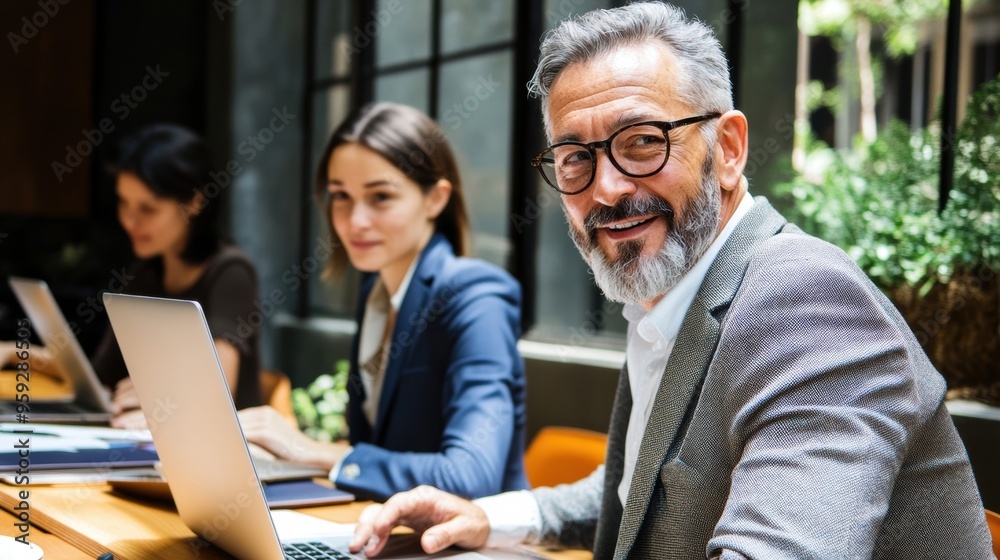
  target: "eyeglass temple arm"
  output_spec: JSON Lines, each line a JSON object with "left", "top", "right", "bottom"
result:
{"left": 663, "top": 113, "right": 722, "bottom": 130}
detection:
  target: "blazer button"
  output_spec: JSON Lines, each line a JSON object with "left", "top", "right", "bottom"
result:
{"left": 342, "top": 463, "right": 361, "bottom": 480}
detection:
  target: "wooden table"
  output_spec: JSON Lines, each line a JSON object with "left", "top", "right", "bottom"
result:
{"left": 0, "top": 506, "right": 91, "bottom": 559}
{"left": 0, "top": 368, "right": 74, "bottom": 401}
{"left": 0, "top": 366, "right": 591, "bottom": 559}
{"left": 0, "top": 484, "right": 591, "bottom": 559}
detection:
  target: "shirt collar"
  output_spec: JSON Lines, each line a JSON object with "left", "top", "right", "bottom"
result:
{"left": 388, "top": 254, "right": 420, "bottom": 311}
{"left": 623, "top": 191, "right": 755, "bottom": 342}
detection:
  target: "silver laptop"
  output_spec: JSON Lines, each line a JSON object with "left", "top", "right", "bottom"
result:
{"left": 5, "top": 277, "right": 113, "bottom": 423}
{"left": 103, "top": 293, "right": 538, "bottom": 560}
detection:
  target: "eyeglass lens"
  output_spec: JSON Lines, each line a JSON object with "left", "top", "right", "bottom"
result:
{"left": 539, "top": 124, "right": 669, "bottom": 192}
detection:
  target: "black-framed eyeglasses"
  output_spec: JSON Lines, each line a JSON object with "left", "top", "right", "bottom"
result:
{"left": 530, "top": 113, "right": 721, "bottom": 195}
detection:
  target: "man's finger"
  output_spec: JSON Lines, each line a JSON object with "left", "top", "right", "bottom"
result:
{"left": 421, "top": 507, "right": 489, "bottom": 553}
{"left": 349, "top": 506, "right": 380, "bottom": 553}
{"left": 364, "top": 496, "right": 413, "bottom": 555}
{"left": 421, "top": 518, "right": 463, "bottom": 554}
{"left": 365, "top": 487, "right": 440, "bottom": 556}
{"left": 357, "top": 503, "right": 383, "bottom": 525}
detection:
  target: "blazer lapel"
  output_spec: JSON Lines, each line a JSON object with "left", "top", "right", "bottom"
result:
{"left": 614, "top": 297, "right": 720, "bottom": 559}
{"left": 348, "top": 273, "right": 378, "bottom": 444}
{"left": 372, "top": 234, "right": 449, "bottom": 442}
{"left": 593, "top": 363, "right": 631, "bottom": 559}
{"left": 613, "top": 198, "right": 787, "bottom": 558}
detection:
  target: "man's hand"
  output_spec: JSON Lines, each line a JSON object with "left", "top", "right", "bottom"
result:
{"left": 350, "top": 485, "right": 490, "bottom": 557}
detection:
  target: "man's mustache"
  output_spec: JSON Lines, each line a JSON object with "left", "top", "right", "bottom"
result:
{"left": 583, "top": 196, "right": 676, "bottom": 243}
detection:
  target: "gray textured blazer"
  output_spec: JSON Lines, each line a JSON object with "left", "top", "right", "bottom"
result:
{"left": 533, "top": 198, "right": 993, "bottom": 559}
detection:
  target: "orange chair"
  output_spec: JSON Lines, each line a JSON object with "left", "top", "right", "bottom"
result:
{"left": 259, "top": 369, "right": 295, "bottom": 423}
{"left": 524, "top": 426, "right": 608, "bottom": 488}
{"left": 986, "top": 509, "right": 1000, "bottom": 558}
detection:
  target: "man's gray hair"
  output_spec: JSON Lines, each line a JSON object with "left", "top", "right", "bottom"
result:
{"left": 528, "top": 2, "right": 733, "bottom": 137}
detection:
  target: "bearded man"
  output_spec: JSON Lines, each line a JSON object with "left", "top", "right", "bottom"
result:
{"left": 347, "top": 3, "right": 994, "bottom": 559}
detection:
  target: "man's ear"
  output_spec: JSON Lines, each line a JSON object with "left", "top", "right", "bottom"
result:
{"left": 426, "top": 179, "right": 452, "bottom": 219}
{"left": 714, "top": 110, "right": 749, "bottom": 192}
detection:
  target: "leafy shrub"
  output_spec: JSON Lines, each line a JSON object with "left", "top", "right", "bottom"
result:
{"left": 778, "top": 75, "right": 1000, "bottom": 295}
{"left": 777, "top": 76, "right": 1000, "bottom": 401}
{"left": 292, "top": 359, "right": 349, "bottom": 442}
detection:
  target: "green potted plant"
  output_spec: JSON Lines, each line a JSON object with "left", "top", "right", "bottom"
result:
{"left": 292, "top": 359, "right": 350, "bottom": 442}
{"left": 778, "top": 75, "right": 1000, "bottom": 405}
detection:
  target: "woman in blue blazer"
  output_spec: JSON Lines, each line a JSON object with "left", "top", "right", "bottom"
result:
{"left": 240, "top": 102, "right": 529, "bottom": 501}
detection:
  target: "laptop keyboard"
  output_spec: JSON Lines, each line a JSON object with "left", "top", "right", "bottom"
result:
{"left": 282, "top": 542, "right": 358, "bottom": 559}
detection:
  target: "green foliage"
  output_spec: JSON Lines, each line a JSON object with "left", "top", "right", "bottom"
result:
{"left": 800, "top": 0, "right": 947, "bottom": 56}
{"left": 778, "top": 76, "right": 1000, "bottom": 295}
{"left": 805, "top": 79, "right": 842, "bottom": 114}
{"left": 953, "top": 77, "right": 1000, "bottom": 270}
{"left": 292, "top": 359, "right": 350, "bottom": 442}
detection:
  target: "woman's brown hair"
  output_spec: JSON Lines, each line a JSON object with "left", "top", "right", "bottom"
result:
{"left": 315, "top": 102, "right": 471, "bottom": 275}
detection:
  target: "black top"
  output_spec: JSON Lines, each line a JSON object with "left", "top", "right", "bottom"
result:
{"left": 92, "top": 244, "right": 262, "bottom": 409}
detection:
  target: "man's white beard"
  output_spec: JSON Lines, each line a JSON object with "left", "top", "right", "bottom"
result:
{"left": 567, "top": 156, "right": 722, "bottom": 305}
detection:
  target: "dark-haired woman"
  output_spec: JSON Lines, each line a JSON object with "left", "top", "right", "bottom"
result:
{"left": 239, "top": 102, "right": 529, "bottom": 501}
{"left": 94, "top": 123, "right": 262, "bottom": 429}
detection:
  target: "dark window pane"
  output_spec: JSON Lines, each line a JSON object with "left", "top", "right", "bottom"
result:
{"left": 375, "top": 68, "right": 431, "bottom": 114}
{"left": 309, "top": 86, "right": 358, "bottom": 317}
{"left": 532, "top": 0, "right": 625, "bottom": 339}
{"left": 375, "top": 0, "right": 432, "bottom": 68}
{"left": 437, "top": 52, "right": 512, "bottom": 268}
{"left": 441, "top": 0, "right": 513, "bottom": 54}
{"left": 544, "top": 0, "right": 608, "bottom": 30}
{"left": 531, "top": 175, "right": 628, "bottom": 343}
{"left": 314, "top": 0, "right": 352, "bottom": 80}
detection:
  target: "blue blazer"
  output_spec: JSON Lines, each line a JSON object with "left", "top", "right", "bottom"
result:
{"left": 334, "top": 233, "right": 529, "bottom": 501}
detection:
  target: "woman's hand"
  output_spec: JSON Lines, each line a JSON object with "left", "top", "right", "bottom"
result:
{"left": 109, "top": 378, "right": 149, "bottom": 429}
{"left": 110, "top": 377, "right": 141, "bottom": 414}
{"left": 110, "top": 408, "right": 148, "bottom": 430}
{"left": 0, "top": 341, "right": 18, "bottom": 367}
{"left": 0, "top": 343, "right": 61, "bottom": 378}
{"left": 237, "top": 405, "right": 347, "bottom": 470}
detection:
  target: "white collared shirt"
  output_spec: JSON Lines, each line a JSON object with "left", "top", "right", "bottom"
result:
{"left": 479, "top": 191, "right": 755, "bottom": 547}
{"left": 356, "top": 259, "right": 419, "bottom": 427}
{"left": 617, "top": 191, "right": 754, "bottom": 504}
{"left": 330, "top": 256, "right": 419, "bottom": 483}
